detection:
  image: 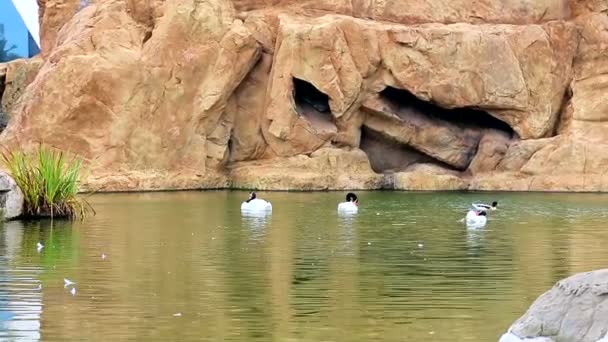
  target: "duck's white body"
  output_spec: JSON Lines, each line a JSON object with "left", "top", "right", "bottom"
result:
{"left": 472, "top": 203, "right": 494, "bottom": 211}
{"left": 338, "top": 202, "right": 358, "bottom": 213}
{"left": 241, "top": 198, "right": 272, "bottom": 212}
{"left": 466, "top": 210, "right": 487, "bottom": 228}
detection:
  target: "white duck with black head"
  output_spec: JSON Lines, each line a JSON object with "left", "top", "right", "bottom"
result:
{"left": 241, "top": 191, "right": 272, "bottom": 213}
{"left": 338, "top": 193, "right": 359, "bottom": 213}
{"left": 465, "top": 210, "right": 487, "bottom": 228}
{"left": 472, "top": 201, "right": 498, "bottom": 212}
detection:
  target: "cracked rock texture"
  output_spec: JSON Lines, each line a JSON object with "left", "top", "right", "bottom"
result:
{"left": 0, "top": 0, "right": 606, "bottom": 191}
{"left": 499, "top": 269, "right": 608, "bottom": 342}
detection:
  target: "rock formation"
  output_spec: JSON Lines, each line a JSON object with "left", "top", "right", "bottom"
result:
{"left": 0, "top": 173, "right": 24, "bottom": 219}
{"left": 499, "top": 269, "right": 608, "bottom": 342}
{"left": 0, "top": 0, "right": 606, "bottom": 191}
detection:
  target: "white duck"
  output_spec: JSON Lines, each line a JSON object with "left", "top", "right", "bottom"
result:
{"left": 465, "top": 210, "right": 487, "bottom": 228}
{"left": 472, "top": 201, "right": 498, "bottom": 212}
{"left": 338, "top": 192, "right": 359, "bottom": 213}
{"left": 241, "top": 192, "right": 272, "bottom": 213}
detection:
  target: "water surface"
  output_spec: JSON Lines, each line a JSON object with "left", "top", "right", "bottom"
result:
{"left": 1, "top": 191, "right": 607, "bottom": 341}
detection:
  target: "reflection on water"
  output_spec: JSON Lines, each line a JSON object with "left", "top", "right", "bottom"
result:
{"left": 0, "top": 191, "right": 608, "bottom": 341}
{"left": 242, "top": 213, "right": 271, "bottom": 242}
{"left": 0, "top": 221, "right": 43, "bottom": 341}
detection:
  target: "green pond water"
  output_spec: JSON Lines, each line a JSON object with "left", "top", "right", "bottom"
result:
{"left": 1, "top": 191, "right": 608, "bottom": 341}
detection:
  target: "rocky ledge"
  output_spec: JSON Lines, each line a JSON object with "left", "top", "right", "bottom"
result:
{"left": 0, "top": 0, "right": 607, "bottom": 191}
{"left": 499, "top": 269, "right": 608, "bottom": 342}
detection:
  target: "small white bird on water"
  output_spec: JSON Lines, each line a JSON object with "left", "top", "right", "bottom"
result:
{"left": 101, "top": 253, "right": 107, "bottom": 260}
{"left": 36, "top": 242, "right": 44, "bottom": 252}
{"left": 64, "top": 278, "right": 76, "bottom": 288}
{"left": 70, "top": 287, "right": 76, "bottom": 296}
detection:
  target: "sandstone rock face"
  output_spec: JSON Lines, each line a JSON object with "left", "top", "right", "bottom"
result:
{"left": 393, "top": 164, "right": 469, "bottom": 191}
{"left": 0, "top": 0, "right": 606, "bottom": 191}
{"left": 229, "top": 148, "right": 383, "bottom": 190}
{"left": 233, "top": 0, "right": 572, "bottom": 25}
{"left": 38, "top": 0, "right": 82, "bottom": 57}
{"left": 499, "top": 269, "right": 608, "bottom": 342}
{"left": 0, "top": 58, "right": 44, "bottom": 115}
{"left": 2, "top": 0, "right": 260, "bottom": 190}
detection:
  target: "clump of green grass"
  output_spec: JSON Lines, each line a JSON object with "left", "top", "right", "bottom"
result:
{"left": 1, "top": 145, "right": 94, "bottom": 219}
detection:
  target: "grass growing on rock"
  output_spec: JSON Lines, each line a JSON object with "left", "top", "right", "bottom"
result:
{"left": 1, "top": 146, "right": 94, "bottom": 219}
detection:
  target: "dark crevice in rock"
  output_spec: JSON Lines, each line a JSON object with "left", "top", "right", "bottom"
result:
{"left": 360, "top": 126, "right": 457, "bottom": 173}
{"left": 551, "top": 85, "right": 573, "bottom": 136}
{"left": 142, "top": 30, "right": 153, "bottom": 44}
{"left": 293, "top": 77, "right": 336, "bottom": 134}
{"left": 0, "top": 72, "right": 5, "bottom": 102}
{"left": 379, "top": 86, "right": 515, "bottom": 136}
{"left": 227, "top": 134, "right": 233, "bottom": 157}
{"left": 125, "top": 1, "right": 157, "bottom": 46}
{"left": 0, "top": 72, "right": 7, "bottom": 132}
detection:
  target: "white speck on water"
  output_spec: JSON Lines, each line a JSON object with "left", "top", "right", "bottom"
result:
{"left": 418, "top": 243, "right": 424, "bottom": 248}
{"left": 101, "top": 253, "right": 107, "bottom": 260}
{"left": 64, "top": 278, "right": 76, "bottom": 287}
{"left": 70, "top": 288, "right": 76, "bottom": 296}
{"left": 367, "top": 242, "right": 371, "bottom": 245}
{"left": 429, "top": 331, "right": 435, "bottom": 335}
{"left": 36, "top": 242, "right": 44, "bottom": 252}
{"left": 173, "top": 313, "right": 182, "bottom": 317}
{"left": 376, "top": 212, "right": 380, "bottom": 215}
{"left": 212, "top": 237, "right": 216, "bottom": 240}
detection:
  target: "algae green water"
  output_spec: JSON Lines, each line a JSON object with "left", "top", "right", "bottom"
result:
{"left": 1, "top": 191, "right": 607, "bottom": 341}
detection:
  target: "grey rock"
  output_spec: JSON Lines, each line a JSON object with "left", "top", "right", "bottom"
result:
{"left": 0, "top": 172, "right": 23, "bottom": 219}
{"left": 499, "top": 270, "right": 608, "bottom": 342}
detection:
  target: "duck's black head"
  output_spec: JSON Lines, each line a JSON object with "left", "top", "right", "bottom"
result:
{"left": 492, "top": 201, "right": 498, "bottom": 208}
{"left": 246, "top": 191, "right": 257, "bottom": 203}
{"left": 346, "top": 192, "right": 358, "bottom": 203}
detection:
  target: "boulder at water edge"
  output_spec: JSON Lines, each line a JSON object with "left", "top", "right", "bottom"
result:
{"left": 0, "top": 173, "right": 23, "bottom": 219}
{"left": 499, "top": 269, "right": 608, "bottom": 342}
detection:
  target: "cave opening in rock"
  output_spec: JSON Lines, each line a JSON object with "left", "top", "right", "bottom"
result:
{"left": 292, "top": 77, "right": 336, "bottom": 134}
{"left": 379, "top": 86, "right": 515, "bottom": 136}
{"left": 360, "top": 126, "right": 431, "bottom": 173}
{"left": 293, "top": 78, "right": 330, "bottom": 113}
{"left": 360, "top": 126, "right": 458, "bottom": 173}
